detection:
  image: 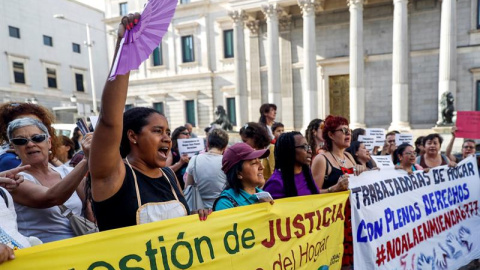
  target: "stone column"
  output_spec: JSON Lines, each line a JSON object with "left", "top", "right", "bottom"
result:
{"left": 262, "top": 4, "right": 282, "bottom": 121}
{"left": 229, "top": 10, "right": 248, "bottom": 127}
{"left": 348, "top": 0, "right": 366, "bottom": 128}
{"left": 279, "top": 15, "right": 294, "bottom": 129}
{"left": 436, "top": 0, "right": 457, "bottom": 125}
{"left": 389, "top": 0, "right": 410, "bottom": 131}
{"left": 247, "top": 20, "right": 263, "bottom": 120}
{"left": 299, "top": 0, "right": 318, "bottom": 131}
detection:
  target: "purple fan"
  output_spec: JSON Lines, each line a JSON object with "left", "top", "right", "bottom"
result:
{"left": 109, "top": 0, "right": 177, "bottom": 80}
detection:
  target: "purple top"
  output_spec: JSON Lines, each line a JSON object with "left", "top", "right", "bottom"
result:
{"left": 264, "top": 169, "right": 319, "bottom": 199}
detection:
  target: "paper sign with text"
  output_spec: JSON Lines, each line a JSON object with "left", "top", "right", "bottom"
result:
{"left": 395, "top": 133, "right": 414, "bottom": 146}
{"left": 178, "top": 138, "right": 205, "bottom": 157}
{"left": 349, "top": 156, "right": 480, "bottom": 270}
{"left": 89, "top": 116, "right": 99, "bottom": 131}
{"left": 456, "top": 111, "right": 480, "bottom": 139}
{"left": 371, "top": 155, "right": 394, "bottom": 169}
{"left": 3, "top": 193, "right": 349, "bottom": 270}
{"left": 366, "top": 129, "right": 386, "bottom": 147}
{"left": 358, "top": 135, "right": 375, "bottom": 151}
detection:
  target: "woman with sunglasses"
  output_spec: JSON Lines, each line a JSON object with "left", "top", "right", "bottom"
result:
{"left": 6, "top": 118, "right": 91, "bottom": 243}
{"left": 166, "top": 126, "right": 192, "bottom": 190}
{"left": 311, "top": 115, "right": 365, "bottom": 268}
{"left": 393, "top": 143, "right": 424, "bottom": 174}
{"left": 0, "top": 102, "right": 61, "bottom": 171}
{"left": 89, "top": 14, "right": 209, "bottom": 232}
{"left": 263, "top": 132, "right": 319, "bottom": 199}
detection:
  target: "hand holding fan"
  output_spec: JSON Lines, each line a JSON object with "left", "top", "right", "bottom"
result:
{"left": 109, "top": 0, "right": 177, "bottom": 80}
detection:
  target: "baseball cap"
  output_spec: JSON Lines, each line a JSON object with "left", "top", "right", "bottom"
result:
{"left": 222, "top": 143, "right": 270, "bottom": 173}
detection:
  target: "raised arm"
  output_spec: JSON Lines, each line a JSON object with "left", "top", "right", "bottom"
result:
{"left": 445, "top": 127, "right": 457, "bottom": 162}
{"left": 89, "top": 14, "right": 140, "bottom": 201}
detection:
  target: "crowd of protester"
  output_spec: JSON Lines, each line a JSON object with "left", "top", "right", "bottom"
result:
{"left": 0, "top": 14, "right": 478, "bottom": 269}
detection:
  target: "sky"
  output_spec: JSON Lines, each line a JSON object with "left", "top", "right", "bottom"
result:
{"left": 76, "top": 0, "right": 105, "bottom": 11}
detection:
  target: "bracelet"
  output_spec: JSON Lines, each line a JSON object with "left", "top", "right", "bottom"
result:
{"left": 327, "top": 187, "right": 332, "bottom": 193}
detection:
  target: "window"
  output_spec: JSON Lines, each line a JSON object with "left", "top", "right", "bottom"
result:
{"left": 478, "top": 0, "right": 480, "bottom": 29}
{"left": 125, "top": 104, "right": 134, "bottom": 111}
{"left": 13, "top": 62, "right": 25, "bottom": 84}
{"left": 46, "top": 68, "right": 57, "bottom": 88}
{"left": 119, "top": 2, "right": 128, "bottom": 16}
{"left": 43, "top": 35, "right": 53, "bottom": 46}
{"left": 224, "top": 30, "right": 234, "bottom": 58}
{"left": 75, "top": 73, "right": 85, "bottom": 92}
{"left": 477, "top": 81, "right": 480, "bottom": 111}
{"left": 185, "top": 100, "right": 196, "bottom": 126}
{"left": 181, "top": 36, "right": 195, "bottom": 63}
{"left": 152, "top": 44, "right": 163, "bottom": 66}
{"left": 226, "top": 97, "right": 236, "bottom": 126}
{"left": 153, "top": 102, "right": 164, "bottom": 114}
{"left": 72, "top": 43, "right": 81, "bottom": 53}
{"left": 9, "top": 26, "right": 20, "bottom": 38}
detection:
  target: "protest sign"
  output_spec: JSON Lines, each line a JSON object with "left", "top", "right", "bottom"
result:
{"left": 366, "top": 129, "right": 386, "bottom": 147}
{"left": 371, "top": 155, "right": 394, "bottom": 169}
{"left": 456, "top": 111, "right": 480, "bottom": 139}
{"left": 178, "top": 138, "right": 205, "bottom": 157}
{"left": 358, "top": 135, "right": 375, "bottom": 151}
{"left": 89, "top": 115, "right": 99, "bottom": 131}
{"left": 3, "top": 193, "right": 349, "bottom": 270}
{"left": 349, "top": 156, "right": 480, "bottom": 269}
{"left": 395, "top": 133, "right": 413, "bottom": 146}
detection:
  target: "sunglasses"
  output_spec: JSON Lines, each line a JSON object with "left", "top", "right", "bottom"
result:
{"left": 334, "top": 127, "right": 351, "bottom": 135}
{"left": 10, "top": 134, "right": 48, "bottom": 146}
{"left": 295, "top": 144, "right": 312, "bottom": 152}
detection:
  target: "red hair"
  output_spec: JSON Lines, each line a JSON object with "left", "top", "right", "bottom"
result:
{"left": 322, "top": 115, "right": 349, "bottom": 151}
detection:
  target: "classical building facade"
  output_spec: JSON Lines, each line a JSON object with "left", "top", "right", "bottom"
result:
{"left": 1, "top": 0, "right": 109, "bottom": 123}
{"left": 104, "top": 0, "right": 480, "bottom": 132}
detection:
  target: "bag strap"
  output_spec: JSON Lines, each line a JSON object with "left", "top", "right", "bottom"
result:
{"left": 213, "top": 194, "right": 239, "bottom": 209}
{"left": 0, "top": 188, "right": 8, "bottom": 208}
{"left": 191, "top": 155, "right": 198, "bottom": 185}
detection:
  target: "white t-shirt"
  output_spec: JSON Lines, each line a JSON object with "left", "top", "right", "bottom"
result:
{"left": 186, "top": 153, "right": 227, "bottom": 209}
{"left": 0, "top": 187, "right": 32, "bottom": 248}
{"left": 15, "top": 165, "right": 83, "bottom": 243}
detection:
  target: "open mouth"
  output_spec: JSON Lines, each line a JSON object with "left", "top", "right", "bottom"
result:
{"left": 27, "top": 150, "right": 41, "bottom": 155}
{"left": 157, "top": 147, "right": 169, "bottom": 159}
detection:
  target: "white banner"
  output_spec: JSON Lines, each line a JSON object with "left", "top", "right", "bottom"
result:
{"left": 349, "top": 156, "right": 480, "bottom": 269}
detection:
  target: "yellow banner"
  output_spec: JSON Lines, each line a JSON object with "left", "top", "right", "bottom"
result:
{"left": 2, "top": 192, "right": 348, "bottom": 270}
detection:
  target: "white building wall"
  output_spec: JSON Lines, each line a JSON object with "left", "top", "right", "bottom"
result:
{"left": 0, "top": 0, "right": 109, "bottom": 123}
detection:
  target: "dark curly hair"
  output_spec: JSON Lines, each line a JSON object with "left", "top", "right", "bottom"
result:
{"left": 305, "top": 118, "right": 324, "bottom": 154}
{"left": 120, "top": 107, "right": 164, "bottom": 158}
{"left": 322, "top": 115, "right": 349, "bottom": 151}
{"left": 0, "top": 102, "right": 59, "bottom": 158}
{"left": 274, "top": 132, "right": 319, "bottom": 197}
{"left": 422, "top": 133, "right": 443, "bottom": 147}
{"left": 239, "top": 122, "right": 270, "bottom": 149}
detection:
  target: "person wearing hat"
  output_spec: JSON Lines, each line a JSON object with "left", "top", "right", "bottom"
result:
{"left": 213, "top": 143, "right": 270, "bottom": 211}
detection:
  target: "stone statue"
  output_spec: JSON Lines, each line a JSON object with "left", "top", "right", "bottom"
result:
{"left": 211, "top": 105, "right": 233, "bottom": 131}
{"left": 439, "top": 91, "right": 455, "bottom": 125}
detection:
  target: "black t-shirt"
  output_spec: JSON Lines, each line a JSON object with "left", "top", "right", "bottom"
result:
{"left": 92, "top": 163, "right": 189, "bottom": 231}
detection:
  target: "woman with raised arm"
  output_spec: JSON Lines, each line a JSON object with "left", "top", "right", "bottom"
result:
{"left": 89, "top": 14, "right": 209, "bottom": 231}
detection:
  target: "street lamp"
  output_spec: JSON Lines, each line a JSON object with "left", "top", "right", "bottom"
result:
{"left": 53, "top": 14, "right": 98, "bottom": 115}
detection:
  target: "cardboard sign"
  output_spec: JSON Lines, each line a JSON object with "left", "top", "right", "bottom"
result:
{"left": 456, "top": 111, "right": 480, "bottom": 139}
{"left": 366, "top": 128, "right": 386, "bottom": 147}
{"left": 395, "top": 133, "right": 413, "bottom": 146}
{"left": 357, "top": 135, "right": 375, "bottom": 151}
{"left": 370, "top": 155, "right": 394, "bottom": 169}
{"left": 177, "top": 138, "right": 205, "bottom": 157}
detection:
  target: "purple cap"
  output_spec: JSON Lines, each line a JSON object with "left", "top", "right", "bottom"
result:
{"left": 222, "top": 143, "right": 270, "bottom": 173}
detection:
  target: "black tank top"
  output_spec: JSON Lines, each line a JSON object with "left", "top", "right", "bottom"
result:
{"left": 322, "top": 153, "right": 355, "bottom": 189}
{"left": 92, "top": 163, "right": 189, "bottom": 231}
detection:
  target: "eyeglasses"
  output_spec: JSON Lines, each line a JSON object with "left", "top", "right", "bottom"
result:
{"left": 403, "top": 151, "right": 416, "bottom": 156}
{"left": 463, "top": 146, "right": 475, "bottom": 150}
{"left": 333, "top": 127, "right": 351, "bottom": 135}
{"left": 10, "top": 134, "right": 48, "bottom": 146}
{"left": 295, "top": 144, "right": 312, "bottom": 152}
{"left": 180, "top": 132, "right": 190, "bottom": 136}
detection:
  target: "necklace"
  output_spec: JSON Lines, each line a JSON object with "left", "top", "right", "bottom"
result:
{"left": 331, "top": 152, "right": 347, "bottom": 167}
